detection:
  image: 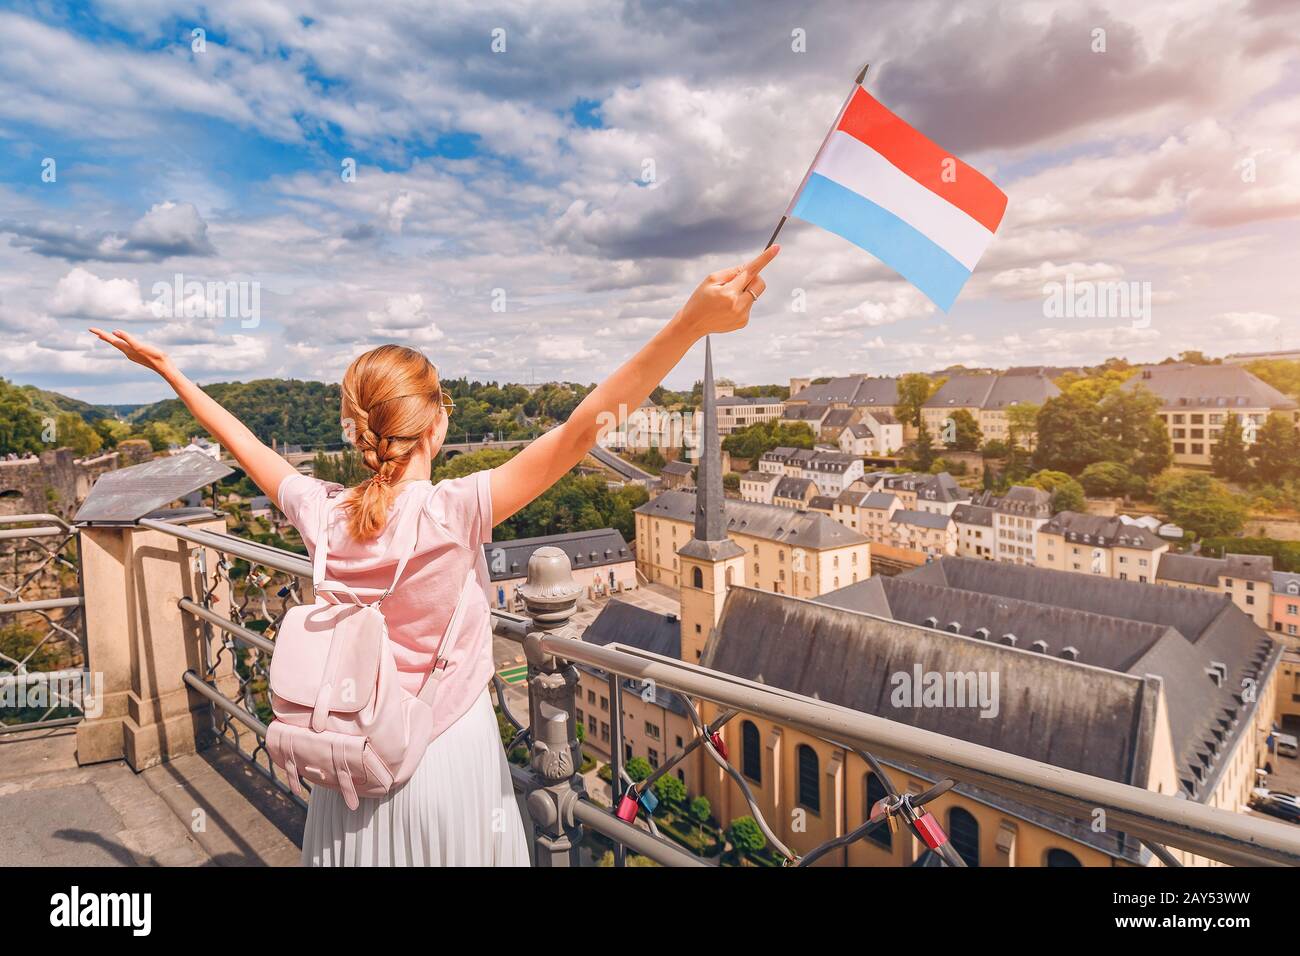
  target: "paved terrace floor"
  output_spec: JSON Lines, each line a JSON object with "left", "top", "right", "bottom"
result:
{"left": 0, "top": 726, "right": 304, "bottom": 867}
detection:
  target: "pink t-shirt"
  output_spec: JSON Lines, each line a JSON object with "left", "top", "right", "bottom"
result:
{"left": 276, "top": 469, "right": 495, "bottom": 742}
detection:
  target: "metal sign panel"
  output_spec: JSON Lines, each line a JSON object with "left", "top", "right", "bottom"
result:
{"left": 74, "top": 452, "right": 234, "bottom": 524}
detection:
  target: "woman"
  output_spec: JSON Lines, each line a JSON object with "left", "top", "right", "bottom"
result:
{"left": 89, "top": 244, "right": 779, "bottom": 865}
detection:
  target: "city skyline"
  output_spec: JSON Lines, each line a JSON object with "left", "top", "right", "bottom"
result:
{"left": 1, "top": 0, "right": 1297, "bottom": 403}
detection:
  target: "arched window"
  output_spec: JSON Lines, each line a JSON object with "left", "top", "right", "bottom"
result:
{"left": 725, "top": 566, "right": 734, "bottom": 586}
{"left": 692, "top": 566, "right": 703, "bottom": 589}
{"left": 1046, "top": 848, "right": 1082, "bottom": 867}
{"left": 865, "top": 773, "right": 891, "bottom": 850}
{"left": 948, "top": 807, "right": 980, "bottom": 867}
{"left": 741, "top": 721, "right": 761, "bottom": 783}
{"left": 797, "top": 745, "right": 820, "bottom": 813}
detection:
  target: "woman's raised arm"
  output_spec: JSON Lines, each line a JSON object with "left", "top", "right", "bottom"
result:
{"left": 489, "top": 244, "right": 779, "bottom": 524}
{"left": 88, "top": 328, "right": 299, "bottom": 506}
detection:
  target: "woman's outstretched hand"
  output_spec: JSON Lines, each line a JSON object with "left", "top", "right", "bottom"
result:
{"left": 676, "top": 243, "right": 780, "bottom": 338}
{"left": 88, "top": 328, "right": 176, "bottom": 379}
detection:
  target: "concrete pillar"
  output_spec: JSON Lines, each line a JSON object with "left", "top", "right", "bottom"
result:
{"left": 75, "top": 515, "right": 235, "bottom": 770}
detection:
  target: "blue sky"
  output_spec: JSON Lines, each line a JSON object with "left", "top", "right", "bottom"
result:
{"left": 0, "top": 0, "right": 1297, "bottom": 402}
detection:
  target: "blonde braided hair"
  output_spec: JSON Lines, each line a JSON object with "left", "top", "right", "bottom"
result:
{"left": 339, "top": 344, "right": 445, "bottom": 540}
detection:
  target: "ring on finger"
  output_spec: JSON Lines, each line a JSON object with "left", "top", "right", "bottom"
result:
{"left": 745, "top": 287, "right": 760, "bottom": 301}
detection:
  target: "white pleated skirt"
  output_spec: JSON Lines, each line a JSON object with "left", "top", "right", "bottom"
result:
{"left": 300, "top": 688, "right": 531, "bottom": 866}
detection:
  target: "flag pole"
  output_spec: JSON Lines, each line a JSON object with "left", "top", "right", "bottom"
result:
{"left": 763, "top": 62, "right": 870, "bottom": 249}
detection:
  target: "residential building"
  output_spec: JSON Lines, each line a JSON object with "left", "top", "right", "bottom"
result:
{"left": 781, "top": 403, "right": 831, "bottom": 432}
{"left": 739, "top": 470, "right": 778, "bottom": 504}
{"left": 818, "top": 408, "right": 859, "bottom": 444}
{"left": 838, "top": 411, "right": 903, "bottom": 457}
{"left": 1273, "top": 572, "right": 1300, "bottom": 642}
{"left": 785, "top": 374, "right": 902, "bottom": 417}
{"left": 1156, "top": 552, "right": 1275, "bottom": 629}
{"left": 1036, "top": 512, "right": 1167, "bottom": 582}
{"left": 922, "top": 370, "right": 1060, "bottom": 448}
{"left": 889, "top": 509, "right": 957, "bottom": 558}
{"left": 800, "top": 451, "right": 864, "bottom": 496}
{"left": 912, "top": 471, "right": 970, "bottom": 516}
{"left": 601, "top": 398, "right": 702, "bottom": 454}
{"left": 715, "top": 394, "right": 784, "bottom": 435}
{"left": 952, "top": 502, "right": 995, "bottom": 559}
{"left": 697, "top": 558, "right": 1279, "bottom": 866}
{"left": 772, "top": 475, "right": 817, "bottom": 509}
{"left": 1125, "top": 364, "right": 1299, "bottom": 467}
{"left": 981, "top": 486, "right": 1052, "bottom": 565}
{"left": 658, "top": 459, "right": 694, "bottom": 490}
{"left": 485, "top": 528, "right": 636, "bottom": 609}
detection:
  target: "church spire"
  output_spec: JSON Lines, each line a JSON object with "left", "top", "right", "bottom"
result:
{"left": 694, "top": 336, "right": 727, "bottom": 542}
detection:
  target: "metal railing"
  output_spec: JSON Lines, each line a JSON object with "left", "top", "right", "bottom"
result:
{"left": 0, "top": 514, "right": 87, "bottom": 732}
{"left": 137, "top": 516, "right": 1300, "bottom": 868}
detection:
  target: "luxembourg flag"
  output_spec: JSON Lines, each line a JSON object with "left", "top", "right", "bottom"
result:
{"left": 784, "top": 81, "right": 1008, "bottom": 311}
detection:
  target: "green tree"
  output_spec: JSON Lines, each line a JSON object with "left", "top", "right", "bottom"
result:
{"left": 1026, "top": 469, "right": 1085, "bottom": 513}
{"left": 911, "top": 424, "right": 937, "bottom": 472}
{"left": 1153, "top": 472, "right": 1248, "bottom": 538}
{"left": 945, "top": 408, "right": 982, "bottom": 451}
{"left": 1079, "top": 461, "right": 1131, "bottom": 497}
{"left": 652, "top": 774, "right": 686, "bottom": 810}
{"left": 625, "top": 757, "right": 653, "bottom": 783}
{"left": 0, "top": 378, "right": 45, "bottom": 455}
{"left": 895, "top": 373, "right": 935, "bottom": 428}
{"left": 726, "top": 816, "right": 767, "bottom": 859}
{"left": 1253, "top": 413, "right": 1300, "bottom": 485}
{"left": 313, "top": 448, "right": 371, "bottom": 486}
{"left": 689, "top": 795, "right": 712, "bottom": 840}
{"left": 92, "top": 417, "right": 132, "bottom": 449}
{"left": 1033, "top": 393, "right": 1105, "bottom": 474}
{"left": 721, "top": 419, "right": 815, "bottom": 461}
{"left": 55, "top": 412, "right": 103, "bottom": 457}
{"left": 139, "top": 420, "right": 185, "bottom": 452}
{"left": 1211, "top": 414, "right": 1251, "bottom": 483}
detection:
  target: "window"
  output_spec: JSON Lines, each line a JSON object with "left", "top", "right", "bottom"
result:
{"left": 797, "top": 744, "right": 820, "bottom": 812}
{"left": 587, "top": 690, "right": 596, "bottom": 704}
{"left": 865, "top": 773, "right": 891, "bottom": 850}
{"left": 601, "top": 721, "right": 609, "bottom": 742}
{"left": 948, "top": 807, "right": 980, "bottom": 866}
{"left": 1046, "top": 848, "right": 1082, "bottom": 867}
{"left": 742, "top": 720, "right": 762, "bottom": 783}
{"left": 645, "top": 721, "right": 661, "bottom": 740}
{"left": 692, "top": 566, "right": 703, "bottom": 588}
{"left": 648, "top": 749, "right": 659, "bottom": 768}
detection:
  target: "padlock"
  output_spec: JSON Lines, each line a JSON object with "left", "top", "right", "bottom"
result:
{"left": 637, "top": 787, "right": 659, "bottom": 815}
{"left": 911, "top": 811, "right": 949, "bottom": 850}
{"left": 615, "top": 789, "right": 640, "bottom": 823}
{"left": 709, "top": 731, "right": 729, "bottom": 761}
{"left": 869, "top": 796, "right": 899, "bottom": 835}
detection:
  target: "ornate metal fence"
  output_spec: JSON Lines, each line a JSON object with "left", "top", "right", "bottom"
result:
{"left": 0, "top": 514, "right": 87, "bottom": 732}
{"left": 137, "top": 518, "right": 1300, "bottom": 867}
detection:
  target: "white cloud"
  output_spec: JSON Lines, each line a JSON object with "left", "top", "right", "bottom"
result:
{"left": 49, "top": 267, "right": 154, "bottom": 320}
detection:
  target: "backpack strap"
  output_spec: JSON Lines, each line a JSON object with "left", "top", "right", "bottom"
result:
{"left": 416, "top": 563, "right": 481, "bottom": 706}
{"left": 310, "top": 489, "right": 424, "bottom": 607}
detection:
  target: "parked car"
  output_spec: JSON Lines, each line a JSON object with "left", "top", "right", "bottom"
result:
{"left": 1253, "top": 790, "right": 1300, "bottom": 824}
{"left": 1277, "top": 733, "right": 1298, "bottom": 758}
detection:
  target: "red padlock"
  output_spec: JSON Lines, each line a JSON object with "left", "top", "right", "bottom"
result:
{"left": 615, "top": 790, "right": 640, "bottom": 823}
{"left": 911, "top": 811, "right": 949, "bottom": 850}
{"left": 709, "top": 731, "right": 729, "bottom": 761}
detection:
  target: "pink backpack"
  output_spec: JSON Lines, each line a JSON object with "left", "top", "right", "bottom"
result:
{"left": 266, "top": 492, "right": 474, "bottom": 810}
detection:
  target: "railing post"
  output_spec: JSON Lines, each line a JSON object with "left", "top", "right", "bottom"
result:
{"left": 517, "top": 546, "right": 585, "bottom": 867}
{"left": 75, "top": 514, "right": 236, "bottom": 768}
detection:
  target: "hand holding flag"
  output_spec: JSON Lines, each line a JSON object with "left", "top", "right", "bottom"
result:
{"left": 774, "top": 67, "right": 1008, "bottom": 311}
